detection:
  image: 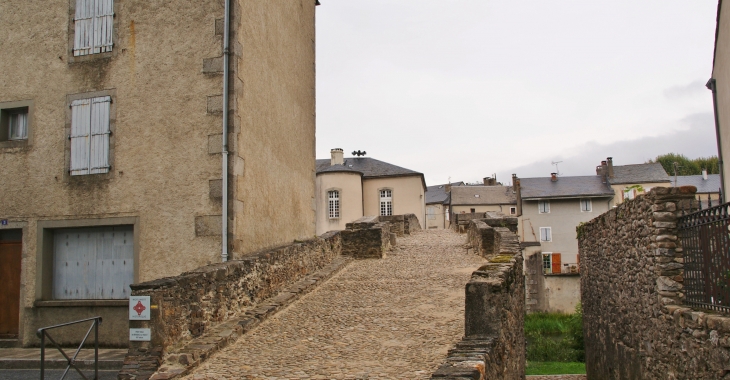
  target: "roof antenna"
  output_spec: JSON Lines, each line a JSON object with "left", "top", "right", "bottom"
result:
{"left": 551, "top": 161, "right": 563, "bottom": 176}
{"left": 352, "top": 150, "right": 367, "bottom": 157}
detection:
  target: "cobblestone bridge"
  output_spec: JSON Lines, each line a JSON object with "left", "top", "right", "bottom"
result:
{"left": 183, "top": 229, "right": 486, "bottom": 380}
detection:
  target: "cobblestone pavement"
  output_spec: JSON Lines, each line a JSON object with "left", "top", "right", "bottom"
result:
{"left": 526, "top": 376, "right": 586, "bottom": 380}
{"left": 183, "top": 229, "right": 486, "bottom": 380}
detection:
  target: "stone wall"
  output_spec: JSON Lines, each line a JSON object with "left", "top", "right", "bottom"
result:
{"left": 341, "top": 216, "right": 392, "bottom": 259}
{"left": 404, "top": 213, "right": 422, "bottom": 234}
{"left": 467, "top": 217, "right": 521, "bottom": 258}
{"left": 432, "top": 216, "right": 525, "bottom": 380}
{"left": 579, "top": 187, "right": 730, "bottom": 379}
{"left": 379, "top": 215, "right": 405, "bottom": 237}
{"left": 452, "top": 212, "right": 488, "bottom": 233}
{"left": 126, "top": 233, "right": 341, "bottom": 356}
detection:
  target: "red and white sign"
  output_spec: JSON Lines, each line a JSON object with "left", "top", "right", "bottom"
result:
{"left": 129, "top": 296, "right": 151, "bottom": 320}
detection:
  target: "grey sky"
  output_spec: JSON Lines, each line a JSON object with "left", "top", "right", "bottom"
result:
{"left": 315, "top": 1, "right": 719, "bottom": 186}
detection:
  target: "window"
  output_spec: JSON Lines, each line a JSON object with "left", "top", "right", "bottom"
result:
{"left": 73, "top": 0, "right": 114, "bottom": 56}
{"left": 543, "top": 253, "right": 562, "bottom": 274}
{"left": 53, "top": 225, "right": 133, "bottom": 299}
{"left": 427, "top": 206, "right": 436, "bottom": 220}
{"left": 70, "top": 96, "right": 111, "bottom": 175}
{"left": 510, "top": 207, "right": 516, "bottom": 215}
{"left": 445, "top": 207, "right": 450, "bottom": 221}
{"left": 470, "top": 208, "right": 476, "bottom": 213}
{"left": 328, "top": 190, "right": 340, "bottom": 219}
{"left": 380, "top": 189, "right": 392, "bottom": 216}
{"left": 623, "top": 188, "right": 636, "bottom": 200}
{"left": 538, "top": 200, "right": 550, "bottom": 213}
{"left": 0, "top": 100, "right": 33, "bottom": 147}
{"left": 580, "top": 199, "right": 592, "bottom": 212}
{"left": 540, "top": 227, "right": 552, "bottom": 242}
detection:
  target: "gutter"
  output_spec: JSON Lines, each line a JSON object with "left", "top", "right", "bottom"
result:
{"left": 707, "top": 78, "right": 726, "bottom": 203}
{"left": 221, "top": 0, "right": 231, "bottom": 261}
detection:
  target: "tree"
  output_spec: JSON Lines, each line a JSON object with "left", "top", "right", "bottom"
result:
{"left": 647, "top": 153, "right": 719, "bottom": 176}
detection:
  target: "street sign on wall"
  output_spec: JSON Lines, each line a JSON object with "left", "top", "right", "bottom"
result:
{"left": 129, "top": 296, "right": 151, "bottom": 320}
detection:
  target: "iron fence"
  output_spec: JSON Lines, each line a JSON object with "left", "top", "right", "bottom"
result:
{"left": 36, "top": 316, "right": 102, "bottom": 380}
{"left": 678, "top": 202, "right": 730, "bottom": 313}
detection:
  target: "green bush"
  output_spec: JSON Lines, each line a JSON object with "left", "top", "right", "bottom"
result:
{"left": 525, "top": 304, "right": 585, "bottom": 363}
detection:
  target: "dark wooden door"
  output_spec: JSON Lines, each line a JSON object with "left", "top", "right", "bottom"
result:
{"left": 0, "top": 242, "right": 21, "bottom": 338}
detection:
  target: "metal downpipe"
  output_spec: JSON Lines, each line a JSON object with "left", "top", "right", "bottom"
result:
{"left": 707, "top": 78, "right": 726, "bottom": 203}
{"left": 221, "top": 0, "right": 231, "bottom": 261}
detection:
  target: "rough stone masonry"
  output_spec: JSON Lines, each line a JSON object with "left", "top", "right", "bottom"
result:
{"left": 580, "top": 186, "right": 730, "bottom": 379}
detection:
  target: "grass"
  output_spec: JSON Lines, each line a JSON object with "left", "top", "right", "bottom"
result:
{"left": 525, "top": 312, "right": 572, "bottom": 335}
{"left": 525, "top": 304, "right": 585, "bottom": 370}
{"left": 526, "top": 361, "right": 586, "bottom": 375}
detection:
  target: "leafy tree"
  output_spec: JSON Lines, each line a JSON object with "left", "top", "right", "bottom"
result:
{"left": 646, "top": 153, "right": 719, "bottom": 176}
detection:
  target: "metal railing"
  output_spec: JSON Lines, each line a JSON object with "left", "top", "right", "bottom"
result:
{"left": 36, "top": 316, "right": 102, "bottom": 380}
{"left": 678, "top": 202, "right": 730, "bottom": 313}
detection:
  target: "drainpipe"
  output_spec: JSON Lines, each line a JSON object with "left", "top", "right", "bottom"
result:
{"left": 221, "top": 0, "right": 231, "bottom": 261}
{"left": 707, "top": 78, "right": 726, "bottom": 203}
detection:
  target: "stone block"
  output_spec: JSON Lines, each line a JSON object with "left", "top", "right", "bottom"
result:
{"left": 195, "top": 215, "right": 222, "bottom": 237}
{"left": 202, "top": 56, "right": 223, "bottom": 74}
{"left": 209, "top": 179, "right": 222, "bottom": 199}
{"left": 207, "top": 95, "right": 223, "bottom": 114}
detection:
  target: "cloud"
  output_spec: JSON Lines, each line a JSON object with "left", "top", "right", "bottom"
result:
{"left": 497, "top": 112, "right": 717, "bottom": 183}
{"left": 664, "top": 79, "right": 709, "bottom": 99}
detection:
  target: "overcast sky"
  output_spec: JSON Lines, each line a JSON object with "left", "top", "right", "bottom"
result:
{"left": 315, "top": 1, "right": 719, "bottom": 186}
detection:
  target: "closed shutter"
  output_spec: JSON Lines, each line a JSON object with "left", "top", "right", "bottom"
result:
{"left": 552, "top": 253, "right": 561, "bottom": 274}
{"left": 90, "top": 97, "right": 111, "bottom": 174}
{"left": 74, "top": 0, "right": 114, "bottom": 56}
{"left": 53, "top": 226, "right": 133, "bottom": 300}
{"left": 71, "top": 96, "right": 110, "bottom": 175}
{"left": 70, "top": 99, "right": 92, "bottom": 175}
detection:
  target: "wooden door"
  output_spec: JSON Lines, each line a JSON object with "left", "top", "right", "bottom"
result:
{"left": 551, "top": 253, "right": 562, "bottom": 274}
{"left": 0, "top": 242, "right": 21, "bottom": 338}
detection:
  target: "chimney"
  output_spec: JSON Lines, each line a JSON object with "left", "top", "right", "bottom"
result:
{"left": 596, "top": 161, "right": 607, "bottom": 176}
{"left": 483, "top": 177, "right": 497, "bottom": 186}
{"left": 551, "top": 173, "right": 558, "bottom": 182}
{"left": 515, "top": 177, "right": 522, "bottom": 216}
{"left": 512, "top": 174, "right": 518, "bottom": 191}
{"left": 445, "top": 184, "right": 452, "bottom": 193}
{"left": 703, "top": 169, "right": 708, "bottom": 180}
{"left": 330, "top": 148, "right": 344, "bottom": 166}
{"left": 607, "top": 157, "right": 614, "bottom": 178}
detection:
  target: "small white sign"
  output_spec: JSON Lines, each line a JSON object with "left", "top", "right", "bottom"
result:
{"left": 129, "top": 328, "right": 151, "bottom": 341}
{"left": 129, "top": 296, "right": 151, "bottom": 320}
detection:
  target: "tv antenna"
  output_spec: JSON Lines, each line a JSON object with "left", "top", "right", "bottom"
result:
{"left": 551, "top": 161, "right": 563, "bottom": 176}
{"left": 352, "top": 150, "right": 367, "bottom": 157}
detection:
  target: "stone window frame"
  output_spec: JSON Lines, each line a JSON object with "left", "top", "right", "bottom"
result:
{"left": 64, "top": 89, "right": 117, "bottom": 182}
{"left": 539, "top": 227, "right": 552, "bottom": 242}
{"left": 0, "top": 100, "right": 34, "bottom": 151}
{"left": 379, "top": 188, "right": 393, "bottom": 216}
{"left": 35, "top": 217, "right": 139, "bottom": 304}
{"left": 327, "top": 188, "right": 341, "bottom": 219}
{"left": 67, "top": 0, "right": 119, "bottom": 64}
{"left": 538, "top": 200, "right": 550, "bottom": 214}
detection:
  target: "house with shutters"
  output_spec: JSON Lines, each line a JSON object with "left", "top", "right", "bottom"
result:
{"left": 425, "top": 182, "right": 464, "bottom": 229}
{"left": 0, "top": 0, "right": 318, "bottom": 346}
{"left": 596, "top": 157, "right": 671, "bottom": 205}
{"left": 315, "top": 149, "right": 427, "bottom": 235}
{"left": 515, "top": 173, "right": 614, "bottom": 313}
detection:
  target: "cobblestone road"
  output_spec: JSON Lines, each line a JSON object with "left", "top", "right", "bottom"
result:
{"left": 184, "top": 229, "right": 486, "bottom": 380}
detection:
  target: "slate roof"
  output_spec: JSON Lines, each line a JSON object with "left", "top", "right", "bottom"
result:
{"left": 316, "top": 164, "right": 363, "bottom": 175}
{"left": 450, "top": 186, "right": 516, "bottom": 205}
{"left": 520, "top": 176, "right": 614, "bottom": 199}
{"left": 426, "top": 182, "right": 464, "bottom": 204}
{"left": 673, "top": 174, "right": 722, "bottom": 194}
{"left": 316, "top": 157, "right": 421, "bottom": 178}
{"left": 609, "top": 163, "right": 670, "bottom": 185}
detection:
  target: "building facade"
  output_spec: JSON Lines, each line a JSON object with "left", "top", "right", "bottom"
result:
{"left": 0, "top": 0, "right": 318, "bottom": 346}
{"left": 315, "top": 149, "right": 426, "bottom": 235}
{"left": 596, "top": 158, "right": 670, "bottom": 206}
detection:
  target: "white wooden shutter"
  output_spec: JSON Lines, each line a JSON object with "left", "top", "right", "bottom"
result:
{"left": 74, "top": 0, "right": 113, "bottom": 56}
{"left": 94, "top": 0, "right": 114, "bottom": 54}
{"left": 89, "top": 96, "right": 111, "bottom": 174}
{"left": 70, "top": 99, "right": 92, "bottom": 175}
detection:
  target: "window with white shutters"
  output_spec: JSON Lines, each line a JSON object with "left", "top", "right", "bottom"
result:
{"left": 538, "top": 200, "right": 550, "bottom": 213}
{"left": 540, "top": 227, "right": 552, "bottom": 242}
{"left": 328, "top": 190, "right": 340, "bottom": 219}
{"left": 380, "top": 189, "right": 393, "bottom": 216}
{"left": 580, "top": 199, "right": 592, "bottom": 212}
{"left": 74, "top": 0, "right": 114, "bottom": 56}
{"left": 53, "top": 225, "right": 133, "bottom": 300}
{"left": 70, "top": 96, "right": 111, "bottom": 175}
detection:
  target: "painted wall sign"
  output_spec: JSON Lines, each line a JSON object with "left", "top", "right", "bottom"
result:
{"left": 129, "top": 328, "right": 151, "bottom": 341}
{"left": 129, "top": 296, "right": 151, "bottom": 320}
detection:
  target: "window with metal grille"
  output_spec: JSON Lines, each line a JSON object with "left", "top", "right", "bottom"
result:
{"left": 580, "top": 199, "right": 592, "bottom": 212}
{"left": 380, "top": 189, "right": 392, "bottom": 216}
{"left": 538, "top": 200, "right": 550, "bottom": 213}
{"left": 70, "top": 96, "right": 111, "bottom": 175}
{"left": 73, "top": 0, "right": 114, "bottom": 56}
{"left": 328, "top": 190, "right": 340, "bottom": 219}
{"left": 540, "top": 227, "right": 551, "bottom": 242}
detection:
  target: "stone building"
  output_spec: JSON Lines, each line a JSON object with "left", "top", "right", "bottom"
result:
{"left": 0, "top": 0, "right": 318, "bottom": 346}
{"left": 449, "top": 184, "right": 517, "bottom": 217}
{"left": 596, "top": 157, "right": 671, "bottom": 206}
{"left": 516, "top": 173, "right": 614, "bottom": 313}
{"left": 315, "top": 149, "right": 426, "bottom": 236}
{"left": 709, "top": 0, "right": 730, "bottom": 201}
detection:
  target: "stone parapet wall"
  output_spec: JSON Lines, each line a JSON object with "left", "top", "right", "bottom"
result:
{"left": 432, "top": 216, "right": 525, "bottom": 380}
{"left": 403, "top": 213, "right": 422, "bottom": 234}
{"left": 467, "top": 216, "right": 521, "bottom": 258}
{"left": 579, "top": 187, "right": 730, "bottom": 379}
{"left": 342, "top": 216, "right": 392, "bottom": 259}
{"left": 452, "top": 212, "right": 487, "bottom": 233}
{"left": 379, "top": 215, "right": 405, "bottom": 236}
{"left": 127, "top": 233, "right": 341, "bottom": 353}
